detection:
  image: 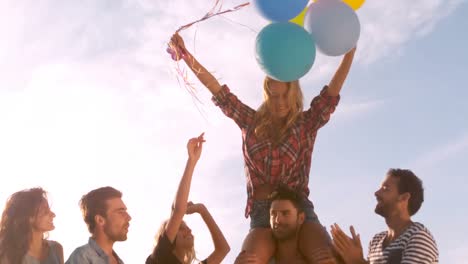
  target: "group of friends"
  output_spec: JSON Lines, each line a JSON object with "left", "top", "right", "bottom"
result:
{"left": 0, "top": 32, "right": 439, "bottom": 264}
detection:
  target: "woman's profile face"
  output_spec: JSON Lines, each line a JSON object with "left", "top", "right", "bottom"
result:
{"left": 175, "top": 221, "right": 194, "bottom": 249}
{"left": 31, "top": 199, "right": 56, "bottom": 232}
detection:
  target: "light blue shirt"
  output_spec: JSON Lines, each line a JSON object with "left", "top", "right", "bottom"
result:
{"left": 65, "top": 238, "right": 124, "bottom": 264}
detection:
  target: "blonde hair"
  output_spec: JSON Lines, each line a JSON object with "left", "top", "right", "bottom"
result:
{"left": 153, "top": 220, "right": 196, "bottom": 264}
{"left": 254, "top": 77, "right": 304, "bottom": 144}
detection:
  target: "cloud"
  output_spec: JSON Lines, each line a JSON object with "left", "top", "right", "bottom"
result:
{"left": 334, "top": 99, "right": 385, "bottom": 119}
{"left": 0, "top": 0, "right": 466, "bottom": 263}
{"left": 357, "top": 0, "right": 467, "bottom": 64}
{"left": 409, "top": 133, "right": 468, "bottom": 171}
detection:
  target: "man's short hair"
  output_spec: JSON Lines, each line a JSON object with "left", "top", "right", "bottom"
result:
{"left": 388, "top": 168, "right": 424, "bottom": 216}
{"left": 79, "top": 186, "right": 122, "bottom": 233}
{"left": 269, "top": 185, "right": 304, "bottom": 213}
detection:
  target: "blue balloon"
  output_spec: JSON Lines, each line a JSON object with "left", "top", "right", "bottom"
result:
{"left": 304, "top": 0, "right": 360, "bottom": 56}
{"left": 255, "top": 22, "right": 316, "bottom": 82}
{"left": 253, "top": 0, "right": 309, "bottom": 22}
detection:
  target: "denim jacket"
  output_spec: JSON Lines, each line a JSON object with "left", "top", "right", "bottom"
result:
{"left": 65, "top": 238, "right": 124, "bottom": 264}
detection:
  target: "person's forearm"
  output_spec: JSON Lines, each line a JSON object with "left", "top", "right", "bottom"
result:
{"left": 200, "top": 207, "right": 230, "bottom": 253}
{"left": 172, "top": 159, "right": 197, "bottom": 214}
{"left": 327, "top": 49, "right": 356, "bottom": 96}
{"left": 182, "top": 50, "right": 222, "bottom": 95}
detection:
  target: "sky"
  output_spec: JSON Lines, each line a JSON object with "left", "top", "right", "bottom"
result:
{"left": 1, "top": 0, "right": 467, "bottom": 263}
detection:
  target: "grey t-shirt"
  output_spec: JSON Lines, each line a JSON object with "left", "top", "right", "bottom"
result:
{"left": 23, "top": 240, "right": 62, "bottom": 264}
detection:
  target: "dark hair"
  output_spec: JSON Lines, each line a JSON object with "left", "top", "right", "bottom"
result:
{"left": 80, "top": 186, "right": 122, "bottom": 233}
{"left": 269, "top": 185, "right": 304, "bottom": 213}
{"left": 388, "top": 168, "right": 424, "bottom": 216}
{"left": 0, "top": 188, "right": 47, "bottom": 264}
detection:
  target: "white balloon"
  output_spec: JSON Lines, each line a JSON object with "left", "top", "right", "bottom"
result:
{"left": 304, "top": 0, "right": 360, "bottom": 56}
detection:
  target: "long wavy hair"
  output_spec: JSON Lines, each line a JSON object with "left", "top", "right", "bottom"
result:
{"left": 0, "top": 188, "right": 47, "bottom": 264}
{"left": 152, "top": 220, "right": 196, "bottom": 264}
{"left": 254, "top": 77, "right": 304, "bottom": 144}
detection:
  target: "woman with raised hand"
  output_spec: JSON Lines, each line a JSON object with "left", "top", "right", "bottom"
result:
{"left": 169, "top": 32, "right": 356, "bottom": 264}
{"left": 146, "top": 133, "right": 230, "bottom": 264}
{"left": 0, "top": 188, "right": 64, "bottom": 264}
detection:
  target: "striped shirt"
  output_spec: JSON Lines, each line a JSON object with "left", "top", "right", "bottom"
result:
{"left": 368, "top": 222, "right": 439, "bottom": 264}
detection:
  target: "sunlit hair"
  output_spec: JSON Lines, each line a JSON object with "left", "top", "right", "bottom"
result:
{"left": 255, "top": 76, "right": 304, "bottom": 144}
{"left": 0, "top": 188, "right": 48, "bottom": 264}
{"left": 152, "top": 220, "right": 196, "bottom": 264}
{"left": 388, "top": 168, "right": 424, "bottom": 216}
{"left": 79, "top": 186, "right": 122, "bottom": 234}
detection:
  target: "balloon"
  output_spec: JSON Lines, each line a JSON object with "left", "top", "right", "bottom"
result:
{"left": 252, "top": 0, "right": 309, "bottom": 22}
{"left": 255, "top": 22, "right": 316, "bottom": 82}
{"left": 304, "top": 0, "right": 360, "bottom": 56}
{"left": 343, "top": 0, "right": 365, "bottom": 10}
{"left": 290, "top": 6, "right": 308, "bottom": 26}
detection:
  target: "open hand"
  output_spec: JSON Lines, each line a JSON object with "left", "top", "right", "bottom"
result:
{"left": 331, "top": 224, "right": 364, "bottom": 264}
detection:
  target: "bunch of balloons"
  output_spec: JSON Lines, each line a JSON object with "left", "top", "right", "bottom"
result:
{"left": 253, "top": 0, "right": 363, "bottom": 82}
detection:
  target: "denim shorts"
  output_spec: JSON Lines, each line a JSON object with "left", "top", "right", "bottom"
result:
{"left": 249, "top": 199, "right": 320, "bottom": 229}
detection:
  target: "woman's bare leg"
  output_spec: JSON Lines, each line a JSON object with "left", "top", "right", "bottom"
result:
{"left": 299, "top": 222, "right": 337, "bottom": 264}
{"left": 241, "top": 227, "right": 276, "bottom": 264}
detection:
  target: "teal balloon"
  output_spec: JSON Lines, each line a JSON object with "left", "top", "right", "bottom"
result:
{"left": 304, "top": 0, "right": 360, "bottom": 56}
{"left": 253, "top": 0, "right": 309, "bottom": 22}
{"left": 255, "top": 22, "right": 316, "bottom": 82}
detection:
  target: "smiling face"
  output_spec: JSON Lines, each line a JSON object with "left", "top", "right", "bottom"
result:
{"left": 31, "top": 199, "right": 56, "bottom": 233}
{"left": 267, "top": 79, "right": 291, "bottom": 119}
{"left": 101, "top": 198, "right": 132, "bottom": 242}
{"left": 270, "top": 199, "right": 305, "bottom": 241}
{"left": 374, "top": 174, "right": 408, "bottom": 218}
{"left": 174, "top": 221, "right": 194, "bottom": 249}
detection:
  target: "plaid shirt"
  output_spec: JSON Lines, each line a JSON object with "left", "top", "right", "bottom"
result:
{"left": 212, "top": 85, "right": 340, "bottom": 218}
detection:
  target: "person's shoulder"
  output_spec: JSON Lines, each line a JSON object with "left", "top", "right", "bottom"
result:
{"left": 71, "top": 242, "right": 92, "bottom": 251}
{"left": 368, "top": 231, "right": 386, "bottom": 248}
{"left": 145, "top": 254, "right": 156, "bottom": 264}
{"left": 371, "top": 230, "right": 387, "bottom": 241}
{"left": 404, "top": 222, "right": 439, "bottom": 260}
{"left": 67, "top": 242, "right": 93, "bottom": 258}
{"left": 408, "top": 222, "right": 435, "bottom": 236}
{"left": 157, "top": 231, "right": 173, "bottom": 247}
{"left": 411, "top": 222, "right": 431, "bottom": 231}
{"left": 47, "top": 240, "right": 63, "bottom": 249}
{"left": 47, "top": 240, "right": 64, "bottom": 255}
{"left": 409, "top": 222, "right": 437, "bottom": 241}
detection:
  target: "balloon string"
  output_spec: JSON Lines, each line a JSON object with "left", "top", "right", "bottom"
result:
{"left": 167, "top": 1, "right": 250, "bottom": 120}
{"left": 176, "top": 1, "right": 250, "bottom": 33}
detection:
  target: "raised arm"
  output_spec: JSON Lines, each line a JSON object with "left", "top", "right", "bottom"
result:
{"left": 169, "top": 33, "right": 256, "bottom": 130}
{"left": 165, "top": 133, "right": 205, "bottom": 242}
{"left": 327, "top": 47, "right": 357, "bottom": 97}
{"left": 186, "top": 203, "right": 230, "bottom": 264}
{"left": 170, "top": 33, "right": 222, "bottom": 95}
